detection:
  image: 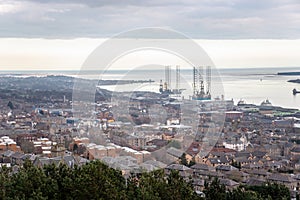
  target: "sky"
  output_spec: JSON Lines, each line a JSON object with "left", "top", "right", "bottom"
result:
{"left": 0, "top": 0, "right": 299, "bottom": 70}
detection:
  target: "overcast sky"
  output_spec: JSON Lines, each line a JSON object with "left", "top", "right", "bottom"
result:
{"left": 0, "top": 0, "right": 299, "bottom": 70}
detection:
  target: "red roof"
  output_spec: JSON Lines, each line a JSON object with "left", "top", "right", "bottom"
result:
{"left": 211, "top": 147, "right": 237, "bottom": 153}
{"left": 186, "top": 142, "right": 201, "bottom": 156}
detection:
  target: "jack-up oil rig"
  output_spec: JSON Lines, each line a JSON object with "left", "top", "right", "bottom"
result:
{"left": 192, "top": 66, "right": 211, "bottom": 100}
{"left": 159, "top": 65, "right": 185, "bottom": 99}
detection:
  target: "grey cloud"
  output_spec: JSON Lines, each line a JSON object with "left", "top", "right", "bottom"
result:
{"left": 0, "top": 0, "right": 299, "bottom": 39}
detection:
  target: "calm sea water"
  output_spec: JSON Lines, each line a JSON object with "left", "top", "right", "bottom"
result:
{"left": 1, "top": 67, "right": 300, "bottom": 109}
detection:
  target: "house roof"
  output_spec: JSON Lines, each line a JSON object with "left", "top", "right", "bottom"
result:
{"left": 211, "top": 147, "right": 237, "bottom": 153}
{"left": 186, "top": 142, "right": 201, "bottom": 156}
{"left": 196, "top": 170, "right": 224, "bottom": 178}
{"left": 166, "top": 164, "right": 191, "bottom": 171}
{"left": 252, "top": 151, "right": 267, "bottom": 158}
{"left": 245, "top": 178, "right": 266, "bottom": 186}
{"left": 147, "top": 139, "right": 168, "bottom": 147}
{"left": 63, "top": 155, "right": 77, "bottom": 167}
{"left": 216, "top": 165, "right": 238, "bottom": 171}
{"left": 291, "top": 146, "right": 300, "bottom": 153}
{"left": 235, "top": 151, "right": 251, "bottom": 158}
{"left": 140, "top": 163, "right": 158, "bottom": 172}
{"left": 11, "top": 152, "right": 24, "bottom": 159}
{"left": 235, "top": 156, "right": 249, "bottom": 163}
{"left": 219, "top": 178, "right": 239, "bottom": 187}
{"left": 36, "top": 158, "right": 51, "bottom": 166}
{"left": 167, "top": 147, "right": 184, "bottom": 158}
{"left": 21, "top": 154, "right": 32, "bottom": 160}
{"left": 245, "top": 169, "right": 270, "bottom": 176}
{"left": 143, "top": 160, "right": 167, "bottom": 169}
{"left": 209, "top": 156, "right": 230, "bottom": 165}
{"left": 225, "top": 170, "right": 249, "bottom": 177}
{"left": 191, "top": 163, "right": 214, "bottom": 171}
{"left": 2, "top": 150, "right": 14, "bottom": 157}
{"left": 241, "top": 163, "right": 263, "bottom": 169}
{"left": 77, "top": 157, "right": 90, "bottom": 165}
{"left": 267, "top": 173, "right": 296, "bottom": 183}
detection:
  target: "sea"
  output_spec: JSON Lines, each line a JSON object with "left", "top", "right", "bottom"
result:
{"left": 1, "top": 67, "right": 300, "bottom": 109}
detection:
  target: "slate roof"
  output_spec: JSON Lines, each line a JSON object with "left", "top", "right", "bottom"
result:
{"left": 166, "top": 164, "right": 191, "bottom": 171}
{"left": 11, "top": 152, "right": 24, "bottom": 159}
{"left": 63, "top": 155, "right": 77, "bottom": 167}
{"left": 245, "top": 169, "right": 270, "bottom": 176}
{"left": 267, "top": 173, "right": 296, "bottom": 183}
{"left": 37, "top": 158, "right": 51, "bottom": 166}
{"left": 209, "top": 156, "right": 230, "bottom": 165}
{"left": 21, "top": 154, "right": 32, "bottom": 160}
{"left": 241, "top": 163, "right": 263, "bottom": 169}
{"left": 147, "top": 139, "right": 168, "bottom": 147}
{"left": 216, "top": 165, "right": 238, "bottom": 171}
{"left": 2, "top": 150, "right": 14, "bottom": 157}
{"left": 244, "top": 178, "right": 266, "bottom": 186}
{"left": 235, "top": 156, "right": 249, "bottom": 163}
{"left": 291, "top": 146, "right": 300, "bottom": 153}
{"left": 196, "top": 170, "right": 224, "bottom": 178}
{"left": 252, "top": 151, "right": 267, "bottom": 158}
{"left": 225, "top": 170, "right": 249, "bottom": 177}
{"left": 191, "top": 163, "right": 214, "bottom": 171}
{"left": 140, "top": 163, "right": 158, "bottom": 172}
{"left": 219, "top": 178, "right": 239, "bottom": 187}
{"left": 77, "top": 157, "right": 90, "bottom": 165}
{"left": 167, "top": 147, "right": 184, "bottom": 158}
{"left": 235, "top": 151, "right": 251, "bottom": 158}
{"left": 143, "top": 160, "right": 167, "bottom": 169}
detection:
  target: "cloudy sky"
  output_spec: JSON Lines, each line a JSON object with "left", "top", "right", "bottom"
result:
{"left": 0, "top": 0, "right": 300, "bottom": 70}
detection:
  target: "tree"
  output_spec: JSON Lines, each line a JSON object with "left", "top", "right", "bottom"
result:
{"left": 179, "top": 153, "right": 188, "bottom": 166}
{"left": 188, "top": 157, "right": 196, "bottom": 167}
{"left": 227, "top": 187, "right": 262, "bottom": 200}
{"left": 7, "top": 101, "right": 14, "bottom": 110}
{"left": 0, "top": 158, "right": 290, "bottom": 200}
{"left": 231, "top": 160, "right": 241, "bottom": 169}
{"left": 165, "top": 170, "right": 199, "bottom": 200}
{"left": 0, "top": 166, "right": 10, "bottom": 199}
{"left": 244, "top": 182, "right": 290, "bottom": 200}
{"left": 203, "top": 178, "right": 226, "bottom": 200}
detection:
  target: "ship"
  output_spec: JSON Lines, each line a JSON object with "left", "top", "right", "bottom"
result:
{"left": 293, "top": 88, "right": 300, "bottom": 95}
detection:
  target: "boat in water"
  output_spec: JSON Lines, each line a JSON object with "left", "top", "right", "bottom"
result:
{"left": 293, "top": 88, "right": 300, "bottom": 95}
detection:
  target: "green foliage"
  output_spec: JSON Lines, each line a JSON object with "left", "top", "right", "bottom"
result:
{"left": 188, "top": 157, "right": 196, "bottom": 167}
{"left": 165, "top": 170, "right": 199, "bottom": 200}
{"left": 203, "top": 178, "right": 226, "bottom": 200}
{"left": 127, "top": 169, "right": 200, "bottom": 200}
{"left": 179, "top": 153, "right": 196, "bottom": 167}
{"left": 231, "top": 160, "right": 241, "bottom": 169}
{"left": 0, "top": 160, "right": 292, "bottom": 200}
{"left": 179, "top": 153, "right": 188, "bottom": 166}
{"left": 7, "top": 101, "right": 14, "bottom": 110}
{"left": 227, "top": 188, "right": 262, "bottom": 200}
{"left": 0, "top": 160, "right": 128, "bottom": 200}
{"left": 203, "top": 178, "right": 290, "bottom": 200}
{"left": 243, "top": 182, "right": 290, "bottom": 200}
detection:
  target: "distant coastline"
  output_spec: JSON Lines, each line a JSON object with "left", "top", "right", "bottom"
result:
{"left": 278, "top": 72, "right": 300, "bottom": 76}
{"left": 288, "top": 79, "right": 300, "bottom": 84}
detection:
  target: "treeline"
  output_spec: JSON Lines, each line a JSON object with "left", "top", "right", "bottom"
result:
{"left": 0, "top": 160, "right": 290, "bottom": 200}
